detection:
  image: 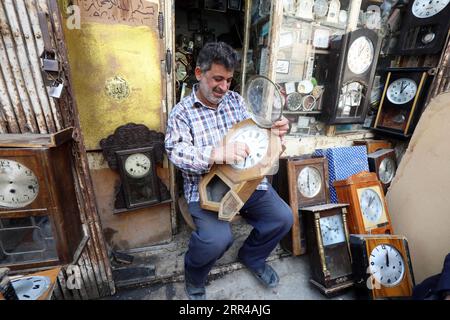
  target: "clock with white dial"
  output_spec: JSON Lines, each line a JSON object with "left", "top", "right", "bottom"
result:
{"left": 313, "top": 0, "right": 328, "bottom": 18}
{"left": 378, "top": 157, "right": 396, "bottom": 184}
{"left": 359, "top": 188, "right": 383, "bottom": 223}
{"left": 229, "top": 125, "right": 269, "bottom": 170}
{"left": 386, "top": 78, "right": 418, "bottom": 105}
{"left": 369, "top": 244, "right": 405, "bottom": 287}
{"left": 297, "top": 166, "right": 322, "bottom": 198}
{"left": 347, "top": 36, "right": 374, "bottom": 75}
{"left": 296, "top": 0, "right": 314, "bottom": 19}
{"left": 326, "top": 0, "right": 340, "bottom": 23}
{"left": 0, "top": 159, "right": 39, "bottom": 208}
{"left": 319, "top": 214, "right": 346, "bottom": 246}
{"left": 124, "top": 153, "right": 151, "bottom": 178}
{"left": 412, "top": 0, "right": 450, "bottom": 18}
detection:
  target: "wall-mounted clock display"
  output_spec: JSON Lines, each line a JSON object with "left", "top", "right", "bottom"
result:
{"left": 396, "top": 0, "right": 450, "bottom": 55}
{"left": 199, "top": 76, "right": 283, "bottom": 221}
{"left": 353, "top": 139, "right": 393, "bottom": 155}
{"left": 368, "top": 148, "right": 397, "bottom": 193}
{"left": 286, "top": 92, "right": 303, "bottom": 111}
{"left": 175, "top": 51, "right": 189, "bottom": 82}
{"left": 321, "top": 28, "right": 381, "bottom": 124}
{"left": 304, "top": 203, "right": 353, "bottom": 297}
{"left": 0, "top": 128, "right": 86, "bottom": 271}
{"left": 350, "top": 234, "right": 415, "bottom": 299}
{"left": 334, "top": 171, "right": 393, "bottom": 235}
{"left": 373, "top": 67, "right": 434, "bottom": 139}
{"left": 274, "top": 156, "right": 329, "bottom": 256}
{"left": 100, "top": 123, "right": 171, "bottom": 213}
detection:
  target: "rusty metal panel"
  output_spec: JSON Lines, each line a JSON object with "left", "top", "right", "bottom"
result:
{"left": 59, "top": 0, "right": 164, "bottom": 150}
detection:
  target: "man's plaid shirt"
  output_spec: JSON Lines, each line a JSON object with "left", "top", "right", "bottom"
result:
{"left": 165, "top": 84, "right": 268, "bottom": 203}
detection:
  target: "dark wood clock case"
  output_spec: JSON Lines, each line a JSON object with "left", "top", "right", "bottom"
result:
{"left": 0, "top": 129, "right": 87, "bottom": 271}
{"left": 321, "top": 28, "right": 381, "bottom": 124}
{"left": 100, "top": 123, "right": 171, "bottom": 213}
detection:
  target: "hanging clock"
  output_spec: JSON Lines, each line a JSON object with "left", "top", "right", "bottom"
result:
{"left": 286, "top": 92, "right": 303, "bottom": 111}
{"left": 199, "top": 76, "right": 284, "bottom": 221}
{"left": 350, "top": 234, "right": 415, "bottom": 299}
{"left": 372, "top": 67, "right": 435, "bottom": 139}
{"left": 100, "top": 123, "right": 171, "bottom": 213}
{"left": 296, "top": 0, "right": 314, "bottom": 20}
{"left": 333, "top": 171, "right": 393, "bottom": 235}
{"left": 368, "top": 148, "right": 397, "bottom": 193}
{"left": 321, "top": 28, "right": 381, "bottom": 124}
{"left": 304, "top": 203, "right": 354, "bottom": 297}
{"left": 274, "top": 156, "right": 329, "bottom": 256}
{"left": 0, "top": 128, "right": 87, "bottom": 271}
{"left": 175, "top": 51, "right": 190, "bottom": 82}
{"left": 395, "top": 0, "right": 450, "bottom": 55}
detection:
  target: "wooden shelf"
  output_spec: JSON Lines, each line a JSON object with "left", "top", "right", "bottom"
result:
{"left": 284, "top": 111, "right": 321, "bottom": 115}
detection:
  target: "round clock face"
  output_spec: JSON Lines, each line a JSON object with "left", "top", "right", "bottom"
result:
{"left": 379, "top": 157, "right": 396, "bottom": 184}
{"left": 0, "top": 159, "right": 39, "bottom": 208}
{"left": 319, "top": 214, "right": 346, "bottom": 246}
{"left": 387, "top": 78, "right": 418, "bottom": 105}
{"left": 125, "top": 153, "right": 151, "bottom": 178}
{"left": 313, "top": 0, "right": 329, "bottom": 18}
{"left": 229, "top": 125, "right": 269, "bottom": 170}
{"left": 297, "top": 166, "right": 322, "bottom": 198}
{"left": 369, "top": 244, "right": 406, "bottom": 287}
{"left": 412, "top": 0, "right": 450, "bottom": 19}
{"left": 286, "top": 92, "right": 303, "bottom": 111}
{"left": 347, "top": 36, "right": 374, "bottom": 75}
{"left": 175, "top": 62, "right": 187, "bottom": 81}
{"left": 359, "top": 188, "right": 383, "bottom": 223}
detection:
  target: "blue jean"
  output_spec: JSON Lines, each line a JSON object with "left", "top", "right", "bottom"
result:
{"left": 185, "top": 185, "right": 294, "bottom": 287}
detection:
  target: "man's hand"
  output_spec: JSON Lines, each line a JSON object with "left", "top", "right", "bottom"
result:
{"left": 272, "top": 116, "right": 290, "bottom": 138}
{"left": 211, "top": 142, "right": 250, "bottom": 165}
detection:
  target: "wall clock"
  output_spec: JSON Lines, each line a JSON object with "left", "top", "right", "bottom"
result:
{"left": 175, "top": 51, "right": 189, "bottom": 82}
{"left": 0, "top": 128, "right": 87, "bottom": 271}
{"left": 321, "top": 28, "right": 381, "bottom": 124}
{"left": 199, "top": 76, "right": 284, "bottom": 221}
{"left": 313, "top": 0, "right": 329, "bottom": 19}
{"left": 333, "top": 171, "right": 393, "bottom": 235}
{"left": 326, "top": 0, "right": 340, "bottom": 23}
{"left": 304, "top": 203, "right": 354, "bottom": 296}
{"left": 372, "top": 67, "right": 434, "bottom": 139}
{"left": 395, "top": 0, "right": 450, "bottom": 55}
{"left": 100, "top": 123, "right": 171, "bottom": 213}
{"left": 368, "top": 148, "right": 397, "bottom": 193}
{"left": 296, "top": 0, "right": 314, "bottom": 20}
{"left": 350, "top": 234, "right": 415, "bottom": 299}
{"left": 274, "top": 156, "right": 329, "bottom": 256}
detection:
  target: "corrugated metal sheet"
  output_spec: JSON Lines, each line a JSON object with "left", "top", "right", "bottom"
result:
{"left": 0, "top": 0, "right": 115, "bottom": 299}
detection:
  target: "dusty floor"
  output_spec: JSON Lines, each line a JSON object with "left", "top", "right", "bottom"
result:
{"left": 103, "top": 218, "right": 356, "bottom": 300}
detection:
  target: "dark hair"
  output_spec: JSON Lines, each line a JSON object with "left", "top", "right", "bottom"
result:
{"left": 196, "top": 42, "right": 238, "bottom": 72}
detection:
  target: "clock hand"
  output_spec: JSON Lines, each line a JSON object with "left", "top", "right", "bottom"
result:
{"left": 386, "top": 251, "right": 390, "bottom": 267}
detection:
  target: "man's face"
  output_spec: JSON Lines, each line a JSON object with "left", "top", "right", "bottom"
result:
{"left": 195, "top": 63, "right": 234, "bottom": 107}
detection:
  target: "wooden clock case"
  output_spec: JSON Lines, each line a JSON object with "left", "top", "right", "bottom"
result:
{"left": 368, "top": 148, "right": 397, "bottom": 193}
{"left": 353, "top": 139, "right": 393, "bottom": 154}
{"left": 333, "top": 171, "right": 393, "bottom": 235}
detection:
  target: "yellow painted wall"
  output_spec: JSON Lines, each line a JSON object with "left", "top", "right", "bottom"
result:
{"left": 60, "top": 0, "right": 162, "bottom": 150}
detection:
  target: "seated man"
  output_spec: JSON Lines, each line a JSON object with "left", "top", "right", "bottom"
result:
{"left": 165, "top": 42, "right": 293, "bottom": 300}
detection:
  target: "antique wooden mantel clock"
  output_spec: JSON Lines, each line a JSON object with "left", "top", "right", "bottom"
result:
{"left": 0, "top": 128, "right": 87, "bottom": 271}
{"left": 100, "top": 123, "right": 171, "bottom": 213}
{"left": 199, "top": 76, "right": 284, "bottom": 221}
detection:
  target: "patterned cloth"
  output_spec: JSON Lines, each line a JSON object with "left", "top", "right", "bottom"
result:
{"left": 165, "top": 84, "right": 268, "bottom": 203}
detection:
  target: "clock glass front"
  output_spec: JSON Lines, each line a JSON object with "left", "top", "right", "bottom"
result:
{"left": 369, "top": 244, "right": 405, "bottom": 287}
{"left": 379, "top": 158, "right": 396, "bottom": 184}
{"left": 0, "top": 159, "right": 39, "bottom": 208}
{"left": 412, "top": 0, "right": 450, "bottom": 18}
{"left": 124, "top": 153, "right": 151, "bottom": 178}
{"left": 386, "top": 78, "right": 417, "bottom": 105}
{"left": 229, "top": 125, "right": 269, "bottom": 170}
{"left": 297, "top": 166, "right": 322, "bottom": 198}
{"left": 319, "top": 214, "right": 346, "bottom": 246}
{"left": 359, "top": 188, "right": 383, "bottom": 223}
{"left": 347, "top": 36, "right": 374, "bottom": 75}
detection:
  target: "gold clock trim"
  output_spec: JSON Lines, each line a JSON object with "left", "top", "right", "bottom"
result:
{"left": 314, "top": 213, "right": 329, "bottom": 277}
{"left": 374, "top": 72, "right": 391, "bottom": 128}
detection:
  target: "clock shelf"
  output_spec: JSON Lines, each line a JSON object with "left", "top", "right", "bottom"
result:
{"left": 282, "top": 14, "right": 346, "bottom": 31}
{"left": 283, "top": 111, "right": 321, "bottom": 115}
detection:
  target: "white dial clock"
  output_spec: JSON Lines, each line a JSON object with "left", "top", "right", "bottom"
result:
{"left": 412, "top": 0, "right": 450, "bottom": 19}
{"left": 369, "top": 244, "right": 405, "bottom": 287}
{"left": 319, "top": 214, "right": 346, "bottom": 246}
{"left": 296, "top": 0, "right": 314, "bottom": 19}
{"left": 379, "top": 158, "right": 396, "bottom": 184}
{"left": 327, "top": 0, "right": 340, "bottom": 23}
{"left": 297, "top": 166, "right": 322, "bottom": 198}
{"left": 359, "top": 188, "right": 383, "bottom": 223}
{"left": 229, "top": 125, "right": 269, "bottom": 170}
{"left": 386, "top": 78, "right": 418, "bottom": 105}
{"left": 124, "top": 153, "right": 151, "bottom": 178}
{"left": 0, "top": 159, "right": 39, "bottom": 208}
{"left": 347, "top": 36, "right": 374, "bottom": 75}
{"left": 313, "top": 0, "right": 329, "bottom": 18}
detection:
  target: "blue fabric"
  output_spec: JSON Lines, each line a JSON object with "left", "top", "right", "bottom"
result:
{"left": 413, "top": 253, "right": 450, "bottom": 300}
{"left": 185, "top": 185, "right": 293, "bottom": 287}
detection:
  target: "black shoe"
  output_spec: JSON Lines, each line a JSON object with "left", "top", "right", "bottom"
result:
{"left": 238, "top": 257, "right": 280, "bottom": 288}
{"left": 184, "top": 271, "right": 206, "bottom": 300}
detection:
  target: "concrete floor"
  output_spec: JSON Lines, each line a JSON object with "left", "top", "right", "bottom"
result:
{"left": 103, "top": 217, "right": 356, "bottom": 300}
